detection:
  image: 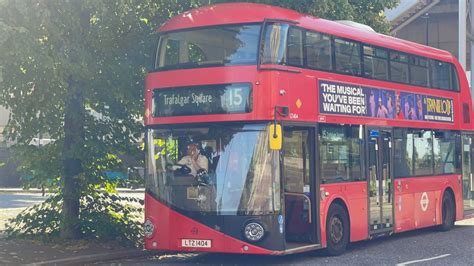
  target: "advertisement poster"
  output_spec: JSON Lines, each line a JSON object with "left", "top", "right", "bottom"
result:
{"left": 399, "top": 92, "right": 454, "bottom": 122}
{"left": 319, "top": 80, "right": 454, "bottom": 123}
{"left": 319, "top": 80, "right": 395, "bottom": 118}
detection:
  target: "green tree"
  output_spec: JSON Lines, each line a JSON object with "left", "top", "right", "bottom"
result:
{"left": 0, "top": 0, "right": 397, "bottom": 240}
{"left": 209, "top": 0, "right": 398, "bottom": 34}
{"left": 0, "top": 0, "right": 154, "bottom": 238}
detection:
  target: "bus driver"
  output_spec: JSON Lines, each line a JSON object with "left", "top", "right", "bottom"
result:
{"left": 174, "top": 143, "right": 209, "bottom": 177}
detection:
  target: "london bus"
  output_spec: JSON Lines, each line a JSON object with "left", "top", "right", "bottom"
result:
{"left": 144, "top": 3, "right": 474, "bottom": 256}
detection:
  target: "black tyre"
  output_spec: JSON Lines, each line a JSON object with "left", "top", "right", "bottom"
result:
{"left": 325, "top": 204, "right": 349, "bottom": 256}
{"left": 439, "top": 191, "right": 455, "bottom": 231}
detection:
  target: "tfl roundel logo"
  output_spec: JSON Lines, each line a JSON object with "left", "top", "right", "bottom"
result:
{"left": 420, "top": 192, "right": 429, "bottom": 212}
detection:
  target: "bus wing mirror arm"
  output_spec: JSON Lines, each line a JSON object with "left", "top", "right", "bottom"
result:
{"left": 273, "top": 106, "right": 288, "bottom": 137}
{"left": 270, "top": 106, "right": 288, "bottom": 150}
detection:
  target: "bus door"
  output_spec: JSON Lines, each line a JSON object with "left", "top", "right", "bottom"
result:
{"left": 282, "top": 127, "right": 318, "bottom": 245}
{"left": 367, "top": 128, "right": 394, "bottom": 235}
{"left": 462, "top": 134, "right": 474, "bottom": 211}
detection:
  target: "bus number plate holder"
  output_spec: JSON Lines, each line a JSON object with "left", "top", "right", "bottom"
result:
{"left": 181, "top": 239, "right": 212, "bottom": 248}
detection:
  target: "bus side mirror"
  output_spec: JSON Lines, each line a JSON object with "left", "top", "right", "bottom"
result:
{"left": 269, "top": 124, "right": 282, "bottom": 150}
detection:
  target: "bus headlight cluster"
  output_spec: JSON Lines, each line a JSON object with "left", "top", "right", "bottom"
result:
{"left": 144, "top": 219, "right": 155, "bottom": 238}
{"left": 243, "top": 222, "right": 265, "bottom": 242}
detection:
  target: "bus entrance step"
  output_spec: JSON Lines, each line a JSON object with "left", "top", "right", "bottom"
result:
{"left": 369, "top": 230, "right": 392, "bottom": 239}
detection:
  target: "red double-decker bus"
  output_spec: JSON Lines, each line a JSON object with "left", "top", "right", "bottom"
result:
{"left": 144, "top": 3, "right": 474, "bottom": 255}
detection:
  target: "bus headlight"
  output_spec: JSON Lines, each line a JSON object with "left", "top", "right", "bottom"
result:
{"left": 243, "top": 222, "right": 265, "bottom": 242}
{"left": 144, "top": 219, "right": 155, "bottom": 238}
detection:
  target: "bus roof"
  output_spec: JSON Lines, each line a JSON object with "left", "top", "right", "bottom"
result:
{"left": 158, "top": 3, "right": 454, "bottom": 62}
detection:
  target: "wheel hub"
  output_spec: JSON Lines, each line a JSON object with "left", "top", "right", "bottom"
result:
{"left": 330, "top": 216, "right": 343, "bottom": 243}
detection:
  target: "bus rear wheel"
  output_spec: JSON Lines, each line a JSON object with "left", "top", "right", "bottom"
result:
{"left": 325, "top": 203, "right": 349, "bottom": 256}
{"left": 439, "top": 191, "right": 455, "bottom": 231}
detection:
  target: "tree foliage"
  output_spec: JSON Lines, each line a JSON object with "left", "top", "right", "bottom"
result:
{"left": 5, "top": 192, "right": 144, "bottom": 246}
{"left": 0, "top": 0, "right": 398, "bottom": 241}
{"left": 0, "top": 0, "right": 156, "bottom": 238}
{"left": 209, "top": 0, "right": 399, "bottom": 33}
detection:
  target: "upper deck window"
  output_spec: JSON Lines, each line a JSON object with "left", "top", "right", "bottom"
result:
{"left": 306, "top": 31, "right": 332, "bottom": 70}
{"left": 287, "top": 27, "right": 304, "bottom": 66}
{"left": 410, "top": 56, "right": 429, "bottom": 87}
{"left": 155, "top": 24, "right": 261, "bottom": 70}
{"left": 334, "top": 38, "right": 361, "bottom": 75}
{"left": 363, "top": 45, "right": 388, "bottom": 80}
{"left": 451, "top": 66, "right": 460, "bottom": 91}
{"left": 261, "top": 23, "right": 289, "bottom": 64}
{"left": 431, "top": 59, "right": 451, "bottom": 90}
{"left": 390, "top": 51, "right": 409, "bottom": 83}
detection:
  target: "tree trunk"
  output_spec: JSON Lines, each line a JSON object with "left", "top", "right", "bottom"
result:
{"left": 60, "top": 81, "right": 84, "bottom": 239}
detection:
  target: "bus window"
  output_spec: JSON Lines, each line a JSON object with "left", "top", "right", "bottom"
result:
{"left": 409, "top": 56, "right": 429, "bottom": 87}
{"left": 334, "top": 38, "right": 361, "bottom": 75}
{"left": 305, "top": 31, "right": 332, "bottom": 70}
{"left": 287, "top": 27, "right": 304, "bottom": 67}
{"left": 393, "top": 128, "right": 414, "bottom": 177}
{"left": 319, "top": 125, "right": 362, "bottom": 183}
{"left": 451, "top": 64, "right": 460, "bottom": 92}
{"left": 413, "top": 130, "right": 433, "bottom": 176}
{"left": 262, "top": 23, "right": 289, "bottom": 65}
{"left": 390, "top": 52, "right": 409, "bottom": 83}
{"left": 430, "top": 59, "right": 451, "bottom": 90}
{"left": 155, "top": 24, "right": 261, "bottom": 70}
{"left": 162, "top": 39, "right": 180, "bottom": 67}
{"left": 146, "top": 124, "right": 280, "bottom": 215}
{"left": 434, "top": 131, "right": 459, "bottom": 175}
{"left": 363, "top": 45, "right": 388, "bottom": 80}
{"left": 283, "top": 130, "right": 310, "bottom": 193}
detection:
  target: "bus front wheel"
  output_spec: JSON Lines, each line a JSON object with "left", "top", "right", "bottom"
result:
{"left": 325, "top": 203, "right": 349, "bottom": 256}
{"left": 439, "top": 191, "right": 455, "bottom": 231}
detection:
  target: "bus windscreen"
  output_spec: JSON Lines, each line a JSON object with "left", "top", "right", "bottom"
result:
{"left": 146, "top": 124, "right": 281, "bottom": 215}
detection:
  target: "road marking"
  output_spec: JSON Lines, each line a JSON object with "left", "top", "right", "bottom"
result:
{"left": 397, "top": 254, "right": 451, "bottom": 266}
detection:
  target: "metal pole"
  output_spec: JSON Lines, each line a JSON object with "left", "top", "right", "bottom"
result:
{"left": 460, "top": 0, "right": 467, "bottom": 69}
{"left": 426, "top": 14, "right": 429, "bottom": 45}
{"left": 422, "top": 13, "right": 429, "bottom": 45}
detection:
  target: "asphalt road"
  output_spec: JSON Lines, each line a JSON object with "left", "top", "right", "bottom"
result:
{"left": 0, "top": 192, "right": 50, "bottom": 208}
{"left": 107, "top": 219, "right": 474, "bottom": 265}
{"left": 0, "top": 190, "right": 144, "bottom": 208}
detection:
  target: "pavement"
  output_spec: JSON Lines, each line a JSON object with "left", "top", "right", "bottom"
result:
{"left": 0, "top": 188, "right": 151, "bottom": 265}
{"left": 0, "top": 237, "right": 158, "bottom": 265}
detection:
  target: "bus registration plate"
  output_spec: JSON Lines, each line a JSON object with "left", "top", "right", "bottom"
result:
{"left": 181, "top": 239, "right": 212, "bottom": 248}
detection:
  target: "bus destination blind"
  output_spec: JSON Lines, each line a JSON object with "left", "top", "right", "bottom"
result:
{"left": 153, "top": 83, "right": 252, "bottom": 117}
